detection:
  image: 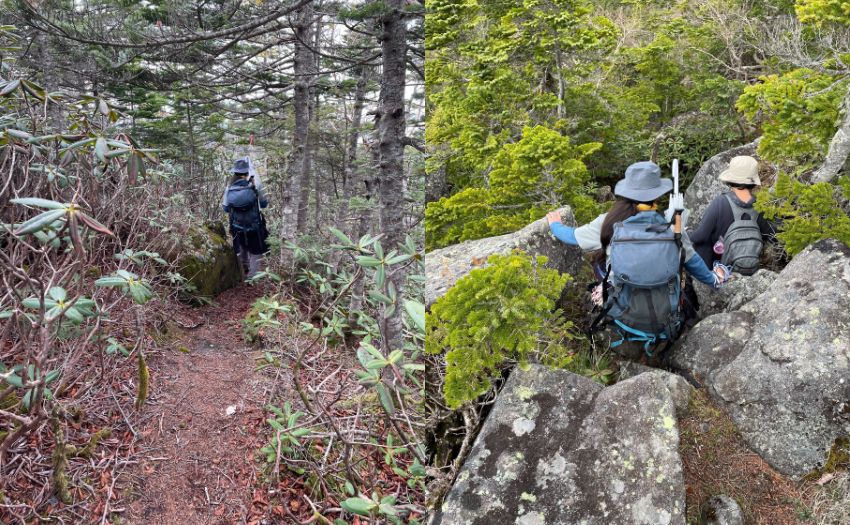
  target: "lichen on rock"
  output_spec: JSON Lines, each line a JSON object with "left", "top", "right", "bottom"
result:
{"left": 672, "top": 238, "right": 850, "bottom": 478}
{"left": 433, "top": 365, "right": 688, "bottom": 524}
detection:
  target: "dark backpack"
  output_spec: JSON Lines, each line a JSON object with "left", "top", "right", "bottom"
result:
{"left": 720, "top": 194, "right": 763, "bottom": 276}
{"left": 591, "top": 213, "right": 683, "bottom": 353}
{"left": 226, "top": 184, "right": 261, "bottom": 233}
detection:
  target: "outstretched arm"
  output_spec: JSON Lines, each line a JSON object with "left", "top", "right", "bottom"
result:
{"left": 681, "top": 231, "right": 726, "bottom": 288}
{"left": 547, "top": 211, "right": 579, "bottom": 246}
{"left": 684, "top": 254, "right": 718, "bottom": 287}
{"left": 547, "top": 211, "right": 605, "bottom": 250}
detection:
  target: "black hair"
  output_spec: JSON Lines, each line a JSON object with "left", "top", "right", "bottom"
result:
{"left": 727, "top": 182, "right": 756, "bottom": 190}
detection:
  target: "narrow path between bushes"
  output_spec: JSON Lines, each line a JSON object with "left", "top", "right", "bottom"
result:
{"left": 124, "top": 285, "right": 277, "bottom": 525}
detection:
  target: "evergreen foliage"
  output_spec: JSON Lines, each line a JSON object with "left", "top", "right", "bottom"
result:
{"left": 425, "top": 126, "right": 601, "bottom": 250}
{"left": 756, "top": 174, "right": 850, "bottom": 255}
{"left": 737, "top": 69, "right": 846, "bottom": 167}
{"left": 426, "top": 0, "right": 753, "bottom": 249}
{"left": 425, "top": 252, "right": 579, "bottom": 408}
{"left": 795, "top": 0, "right": 850, "bottom": 26}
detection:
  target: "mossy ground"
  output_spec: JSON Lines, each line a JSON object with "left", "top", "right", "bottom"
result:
{"left": 679, "top": 389, "right": 812, "bottom": 524}
{"left": 804, "top": 437, "right": 850, "bottom": 482}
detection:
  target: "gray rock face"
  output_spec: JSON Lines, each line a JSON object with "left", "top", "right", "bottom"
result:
{"left": 672, "top": 239, "right": 850, "bottom": 478}
{"left": 434, "top": 365, "right": 687, "bottom": 525}
{"left": 684, "top": 140, "right": 760, "bottom": 226}
{"left": 693, "top": 269, "right": 778, "bottom": 318}
{"left": 617, "top": 363, "right": 694, "bottom": 415}
{"left": 699, "top": 495, "right": 743, "bottom": 525}
{"left": 425, "top": 206, "right": 583, "bottom": 306}
{"left": 671, "top": 311, "right": 753, "bottom": 386}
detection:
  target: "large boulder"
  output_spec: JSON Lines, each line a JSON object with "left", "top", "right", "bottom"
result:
{"left": 433, "top": 365, "right": 688, "bottom": 525}
{"left": 692, "top": 269, "right": 778, "bottom": 318}
{"left": 176, "top": 221, "right": 242, "bottom": 297}
{"left": 672, "top": 239, "right": 850, "bottom": 478}
{"left": 426, "top": 206, "right": 583, "bottom": 306}
{"left": 684, "top": 140, "right": 760, "bottom": 226}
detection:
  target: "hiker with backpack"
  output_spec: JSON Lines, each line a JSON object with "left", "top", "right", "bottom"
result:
{"left": 688, "top": 155, "right": 775, "bottom": 275}
{"left": 222, "top": 158, "right": 269, "bottom": 278}
{"left": 546, "top": 161, "right": 730, "bottom": 359}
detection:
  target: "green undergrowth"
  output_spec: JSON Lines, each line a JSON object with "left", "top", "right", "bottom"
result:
{"left": 755, "top": 174, "right": 850, "bottom": 256}
{"left": 244, "top": 231, "right": 428, "bottom": 524}
{"left": 242, "top": 295, "right": 296, "bottom": 344}
{"left": 426, "top": 251, "right": 605, "bottom": 409}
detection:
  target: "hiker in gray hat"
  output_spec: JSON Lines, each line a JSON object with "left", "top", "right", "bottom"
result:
{"left": 546, "top": 161, "right": 729, "bottom": 361}
{"left": 547, "top": 161, "right": 726, "bottom": 287}
{"left": 688, "top": 155, "right": 775, "bottom": 275}
{"left": 222, "top": 158, "right": 269, "bottom": 278}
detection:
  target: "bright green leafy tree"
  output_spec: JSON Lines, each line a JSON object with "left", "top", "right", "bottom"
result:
{"left": 426, "top": 125, "right": 601, "bottom": 249}
{"left": 737, "top": 69, "right": 846, "bottom": 167}
{"left": 425, "top": 252, "right": 579, "bottom": 408}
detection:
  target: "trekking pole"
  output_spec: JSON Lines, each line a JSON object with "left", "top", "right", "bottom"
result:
{"left": 672, "top": 158, "right": 683, "bottom": 239}
{"left": 672, "top": 158, "right": 686, "bottom": 285}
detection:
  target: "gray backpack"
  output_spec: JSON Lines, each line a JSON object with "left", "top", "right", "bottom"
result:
{"left": 720, "top": 194, "right": 763, "bottom": 276}
{"left": 604, "top": 213, "right": 682, "bottom": 336}
{"left": 226, "top": 184, "right": 261, "bottom": 232}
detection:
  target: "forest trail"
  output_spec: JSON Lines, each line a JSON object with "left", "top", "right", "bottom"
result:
{"left": 124, "top": 285, "right": 281, "bottom": 525}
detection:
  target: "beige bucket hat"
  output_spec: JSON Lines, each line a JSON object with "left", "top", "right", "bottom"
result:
{"left": 718, "top": 155, "right": 761, "bottom": 185}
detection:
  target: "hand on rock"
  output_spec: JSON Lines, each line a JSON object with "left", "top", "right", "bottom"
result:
{"left": 546, "top": 211, "right": 562, "bottom": 225}
{"left": 712, "top": 262, "right": 733, "bottom": 288}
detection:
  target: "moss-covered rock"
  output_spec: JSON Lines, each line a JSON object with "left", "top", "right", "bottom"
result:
{"left": 0, "top": 393, "right": 20, "bottom": 411}
{"left": 177, "top": 221, "right": 242, "bottom": 298}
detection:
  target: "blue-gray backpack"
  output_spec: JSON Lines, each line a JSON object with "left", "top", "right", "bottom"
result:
{"left": 719, "top": 193, "right": 763, "bottom": 276}
{"left": 596, "top": 213, "right": 683, "bottom": 350}
{"left": 226, "top": 184, "right": 260, "bottom": 232}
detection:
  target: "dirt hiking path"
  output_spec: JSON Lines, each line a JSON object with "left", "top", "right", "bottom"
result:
{"left": 125, "top": 285, "right": 277, "bottom": 525}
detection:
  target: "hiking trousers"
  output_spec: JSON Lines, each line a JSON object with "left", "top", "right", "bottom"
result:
{"left": 237, "top": 248, "right": 263, "bottom": 278}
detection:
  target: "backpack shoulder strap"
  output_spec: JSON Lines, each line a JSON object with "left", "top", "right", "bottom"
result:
{"left": 588, "top": 265, "right": 613, "bottom": 335}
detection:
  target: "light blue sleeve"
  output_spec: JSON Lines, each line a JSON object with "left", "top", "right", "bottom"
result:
{"left": 573, "top": 213, "right": 605, "bottom": 251}
{"left": 684, "top": 253, "right": 717, "bottom": 288}
{"left": 549, "top": 222, "right": 578, "bottom": 246}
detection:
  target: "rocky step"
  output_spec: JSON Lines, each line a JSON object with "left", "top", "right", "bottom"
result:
{"left": 433, "top": 364, "right": 693, "bottom": 525}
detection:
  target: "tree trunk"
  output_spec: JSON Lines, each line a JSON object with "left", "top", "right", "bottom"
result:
{"left": 348, "top": 142, "right": 378, "bottom": 326}
{"left": 36, "top": 32, "right": 63, "bottom": 130}
{"left": 311, "top": 17, "right": 323, "bottom": 231}
{"left": 342, "top": 65, "right": 370, "bottom": 236}
{"left": 295, "top": 11, "right": 321, "bottom": 233}
{"left": 376, "top": 0, "right": 409, "bottom": 355}
{"left": 281, "top": 6, "right": 314, "bottom": 266}
{"left": 812, "top": 85, "right": 850, "bottom": 184}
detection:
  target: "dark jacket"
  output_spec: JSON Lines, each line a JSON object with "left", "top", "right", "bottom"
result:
{"left": 688, "top": 191, "right": 775, "bottom": 268}
{"left": 223, "top": 179, "right": 269, "bottom": 255}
